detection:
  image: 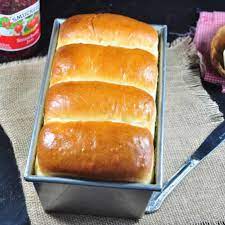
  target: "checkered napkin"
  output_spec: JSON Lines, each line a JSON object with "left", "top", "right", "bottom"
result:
{"left": 194, "top": 11, "right": 225, "bottom": 93}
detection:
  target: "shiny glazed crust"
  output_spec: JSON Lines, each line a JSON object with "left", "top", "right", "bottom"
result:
{"left": 37, "top": 122, "right": 154, "bottom": 184}
{"left": 51, "top": 43, "right": 158, "bottom": 98}
{"left": 210, "top": 25, "right": 225, "bottom": 77}
{"left": 36, "top": 13, "right": 159, "bottom": 183}
{"left": 57, "top": 13, "right": 158, "bottom": 58}
{"left": 45, "top": 81, "right": 156, "bottom": 134}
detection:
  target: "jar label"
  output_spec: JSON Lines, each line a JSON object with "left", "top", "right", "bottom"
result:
{"left": 0, "top": 1, "right": 40, "bottom": 51}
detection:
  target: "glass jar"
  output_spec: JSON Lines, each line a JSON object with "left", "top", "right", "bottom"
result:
{"left": 0, "top": 0, "right": 41, "bottom": 61}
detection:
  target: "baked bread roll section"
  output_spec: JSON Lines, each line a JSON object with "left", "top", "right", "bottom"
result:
{"left": 51, "top": 44, "right": 158, "bottom": 98}
{"left": 36, "top": 122, "right": 154, "bottom": 184}
{"left": 57, "top": 13, "right": 158, "bottom": 58}
{"left": 36, "top": 13, "right": 158, "bottom": 184}
{"left": 44, "top": 81, "right": 156, "bottom": 135}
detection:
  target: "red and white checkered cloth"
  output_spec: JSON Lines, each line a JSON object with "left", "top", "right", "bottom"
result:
{"left": 194, "top": 11, "right": 225, "bottom": 93}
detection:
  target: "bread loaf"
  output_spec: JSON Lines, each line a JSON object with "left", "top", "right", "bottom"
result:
{"left": 36, "top": 13, "right": 158, "bottom": 184}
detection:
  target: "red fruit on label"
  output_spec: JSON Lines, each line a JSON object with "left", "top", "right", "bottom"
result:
{"left": 7, "top": 21, "right": 11, "bottom": 28}
{"left": 14, "top": 24, "right": 23, "bottom": 33}
{"left": 27, "top": 21, "right": 32, "bottom": 29}
{"left": 27, "top": 18, "right": 36, "bottom": 29}
{"left": 2, "top": 21, "right": 11, "bottom": 29}
{"left": 34, "top": 15, "right": 39, "bottom": 24}
{"left": 30, "top": 18, "right": 37, "bottom": 27}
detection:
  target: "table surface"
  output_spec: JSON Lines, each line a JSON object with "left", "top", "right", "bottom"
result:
{"left": 1, "top": 1, "right": 225, "bottom": 224}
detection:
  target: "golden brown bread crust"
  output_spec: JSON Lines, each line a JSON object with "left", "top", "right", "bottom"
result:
{"left": 51, "top": 44, "right": 158, "bottom": 97}
{"left": 37, "top": 121, "right": 154, "bottom": 184}
{"left": 58, "top": 13, "right": 158, "bottom": 57}
{"left": 210, "top": 25, "right": 225, "bottom": 77}
{"left": 44, "top": 81, "right": 156, "bottom": 134}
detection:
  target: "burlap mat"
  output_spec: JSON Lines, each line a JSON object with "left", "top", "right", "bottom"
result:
{"left": 0, "top": 37, "right": 225, "bottom": 225}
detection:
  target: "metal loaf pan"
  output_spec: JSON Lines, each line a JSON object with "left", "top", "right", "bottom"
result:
{"left": 24, "top": 18, "right": 167, "bottom": 219}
